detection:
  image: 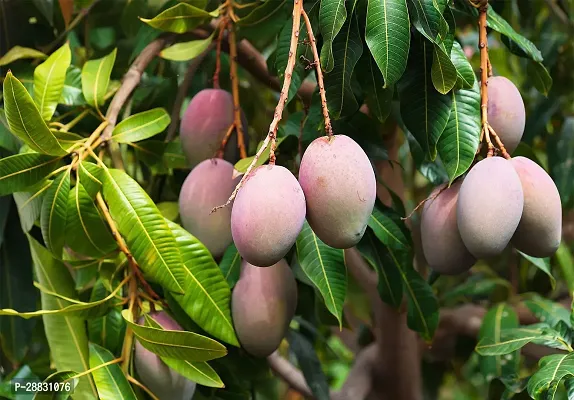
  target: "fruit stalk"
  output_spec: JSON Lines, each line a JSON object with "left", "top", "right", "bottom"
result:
{"left": 301, "top": 8, "right": 333, "bottom": 137}
{"left": 228, "top": 24, "right": 248, "bottom": 159}
{"left": 212, "top": 0, "right": 303, "bottom": 213}
{"left": 213, "top": 18, "right": 228, "bottom": 90}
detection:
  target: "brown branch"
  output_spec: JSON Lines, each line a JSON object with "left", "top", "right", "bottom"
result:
{"left": 331, "top": 343, "right": 378, "bottom": 400}
{"left": 101, "top": 36, "right": 174, "bottom": 168}
{"left": 44, "top": 0, "right": 101, "bottom": 53}
{"left": 300, "top": 9, "right": 332, "bottom": 137}
{"left": 165, "top": 43, "right": 215, "bottom": 142}
{"left": 267, "top": 352, "right": 314, "bottom": 399}
{"left": 213, "top": 19, "right": 228, "bottom": 89}
{"left": 228, "top": 24, "right": 247, "bottom": 159}
{"left": 215, "top": 123, "right": 236, "bottom": 158}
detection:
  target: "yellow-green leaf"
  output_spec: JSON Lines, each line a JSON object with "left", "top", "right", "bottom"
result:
{"left": 89, "top": 343, "right": 137, "bottom": 400}
{"left": 140, "top": 3, "right": 212, "bottom": 34}
{"left": 40, "top": 169, "right": 70, "bottom": 257}
{"left": 0, "top": 153, "right": 61, "bottom": 196}
{"left": 112, "top": 108, "right": 170, "bottom": 143}
{"left": 0, "top": 46, "right": 46, "bottom": 66}
{"left": 34, "top": 42, "right": 71, "bottom": 121}
{"left": 159, "top": 33, "right": 215, "bottom": 61}
{"left": 81, "top": 48, "right": 117, "bottom": 111}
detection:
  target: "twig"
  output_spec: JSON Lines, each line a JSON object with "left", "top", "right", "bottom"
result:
{"left": 267, "top": 352, "right": 314, "bottom": 399}
{"left": 127, "top": 376, "right": 160, "bottom": 400}
{"left": 300, "top": 9, "right": 332, "bottom": 137}
{"left": 45, "top": 0, "right": 101, "bottom": 52}
{"left": 166, "top": 43, "right": 215, "bottom": 142}
{"left": 101, "top": 36, "right": 174, "bottom": 169}
{"left": 211, "top": 0, "right": 303, "bottom": 213}
{"left": 228, "top": 24, "right": 247, "bottom": 159}
{"left": 401, "top": 184, "right": 447, "bottom": 221}
{"left": 213, "top": 18, "right": 228, "bottom": 89}
{"left": 215, "top": 123, "right": 236, "bottom": 158}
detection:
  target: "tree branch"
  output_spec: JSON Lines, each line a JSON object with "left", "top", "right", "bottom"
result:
{"left": 267, "top": 352, "right": 314, "bottom": 399}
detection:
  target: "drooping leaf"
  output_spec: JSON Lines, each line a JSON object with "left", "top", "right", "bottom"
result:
{"left": 89, "top": 343, "right": 137, "bottom": 400}
{"left": 112, "top": 108, "right": 170, "bottom": 143}
{"left": 399, "top": 40, "right": 452, "bottom": 160}
{"left": 407, "top": 0, "right": 444, "bottom": 42}
{"left": 523, "top": 295, "right": 570, "bottom": 328}
{"left": 431, "top": 43, "right": 457, "bottom": 94}
{"left": 34, "top": 370, "right": 79, "bottom": 400}
{"left": 286, "top": 330, "right": 330, "bottom": 400}
{"left": 102, "top": 168, "right": 185, "bottom": 294}
{"left": 78, "top": 161, "right": 104, "bottom": 199}
{"left": 40, "top": 169, "right": 70, "bottom": 257}
{"left": 356, "top": 230, "right": 403, "bottom": 309}
{"left": 121, "top": 309, "right": 227, "bottom": 362}
{"left": 166, "top": 220, "right": 239, "bottom": 347}
{"left": 59, "top": 66, "right": 86, "bottom": 106}
{"left": 33, "top": 42, "right": 71, "bottom": 121}
{"left": 81, "top": 48, "right": 117, "bottom": 111}
{"left": 237, "top": 0, "right": 288, "bottom": 27}
{"left": 324, "top": 8, "right": 362, "bottom": 119}
{"left": 549, "top": 117, "right": 574, "bottom": 207}
{"left": 368, "top": 203, "right": 411, "bottom": 250}
{"left": 3, "top": 72, "right": 66, "bottom": 155}
{"left": 476, "top": 325, "right": 572, "bottom": 356}
{"left": 319, "top": 0, "right": 347, "bottom": 73}
{"left": 450, "top": 41, "right": 475, "bottom": 89}
{"left": 27, "top": 236, "right": 98, "bottom": 399}
{"left": 527, "top": 61, "right": 553, "bottom": 97}
{"left": 0, "top": 46, "right": 47, "bottom": 66}
{"left": 359, "top": 53, "right": 394, "bottom": 123}
{"left": 296, "top": 221, "right": 346, "bottom": 326}
{"left": 13, "top": 180, "right": 52, "bottom": 232}
{"left": 365, "top": 0, "right": 411, "bottom": 87}
{"left": 143, "top": 315, "right": 224, "bottom": 388}
{"left": 88, "top": 280, "right": 125, "bottom": 355}
{"left": 478, "top": 304, "right": 520, "bottom": 380}
{"left": 518, "top": 251, "right": 556, "bottom": 290}
{"left": 159, "top": 33, "right": 215, "bottom": 61}
{"left": 219, "top": 243, "right": 242, "bottom": 289}
{"left": 0, "top": 153, "right": 61, "bottom": 196}
{"left": 527, "top": 353, "right": 574, "bottom": 399}
{"left": 140, "top": 3, "right": 212, "bottom": 33}
{"left": 66, "top": 183, "right": 117, "bottom": 258}
{"left": 437, "top": 82, "right": 481, "bottom": 183}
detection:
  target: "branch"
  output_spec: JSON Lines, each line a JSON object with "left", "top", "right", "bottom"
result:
{"left": 165, "top": 43, "right": 214, "bottom": 142}
{"left": 44, "top": 0, "right": 101, "bottom": 52}
{"left": 331, "top": 343, "right": 378, "bottom": 400}
{"left": 102, "top": 36, "right": 174, "bottom": 168}
{"left": 228, "top": 24, "right": 247, "bottom": 159}
{"left": 267, "top": 352, "right": 314, "bottom": 399}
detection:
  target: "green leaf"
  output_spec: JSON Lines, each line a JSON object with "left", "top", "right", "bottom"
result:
{"left": 102, "top": 168, "right": 185, "bottom": 294}
{"left": 431, "top": 43, "right": 457, "bottom": 94}
{"left": 324, "top": 8, "right": 362, "bottom": 118}
{"left": 13, "top": 180, "right": 52, "bottom": 232}
{"left": 478, "top": 304, "right": 520, "bottom": 380}
{"left": 89, "top": 343, "right": 137, "bottom": 400}
{"left": 399, "top": 40, "right": 452, "bottom": 160}
{"left": 236, "top": 0, "right": 288, "bottom": 27}
{"left": 78, "top": 161, "right": 104, "bottom": 199}
{"left": 366, "top": 0, "right": 411, "bottom": 87}
{"left": 527, "top": 61, "right": 553, "bottom": 97}
{"left": 518, "top": 251, "right": 556, "bottom": 290}
{"left": 356, "top": 230, "right": 403, "bottom": 308}
{"left": 88, "top": 281, "right": 125, "bottom": 355}
{"left": 286, "top": 330, "right": 330, "bottom": 400}
{"left": 400, "top": 253, "right": 439, "bottom": 341}
{"left": 0, "top": 153, "right": 61, "bottom": 196}
{"left": 157, "top": 201, "right": 179, "bottom": 221}
{"left": 112, "top": 108, "right": 170, "bottom": 143}
{"left": 523, "top": 295, "right": 570, "bottom": 328}
{"left": 40, "top": 169, "right": 70, "bottom": 257}
{"left": 0, "top": 46, "right": 47, "bottom": 66}
{"left": 219, "top": 243, "right": 242, "bottom": 289}
{"left": 27, "top": 235, "right": 98, "bottom": 399}
{"left": 2, "top": 72, "right": 66, "bottom": 155}
{"left": 159, "top": 33, "right": 215, "bottom": 61}
{"left": 66, "top": 184, "right": 117, "bottom": 258}
{"left": 450, "top": 41, "right": 475, "bottom": 89}
{"left": 140, "top": 3, "right": 212, "bottom": 33}
{"left": 367, "top": 204, "right": 411, "bottom": 250}
{"left": 34, "top": 370, "right": 79, "bottom": 400}
{"left": 121, "top": 309, "right": 227, "bottom": 362}
{"left": 143, "top": 316, "right": 224, "bottom": 388}
{"left": 528, "top": 353, "right": 574, "bottom": 399}
{"left": 296, "top": 221, "right": 346, "bottom": 327}
{"left": 81, "top": 48, "right": 117, "bottom": 111}
{"left": 476, "top": 325, "right": 572, "bottom": 356}
{"left": 166, "top": 220, "right": 239, "bottom": 347}
{"left": 359, "top": 53, "right": 393, "bottom": 123}
{"left": 33, "top": 42, "right": 71, "bottom": 121}
{"left": 319, "top": 0, "right": 347, "bottom": 73}
{"left": 60, "top": 66, "right": 86, "bottom": 106}
{"left": 407, "top": 0, "right": 444, "bottom": 42}
{"left": 437, "top": 82, "right": 481, "bottom": 183}
{"left": 549, "top": 117, "right": 574, "bottom": 208}
{"left": 233, "top": 137, "right": 287, "bottom": 173}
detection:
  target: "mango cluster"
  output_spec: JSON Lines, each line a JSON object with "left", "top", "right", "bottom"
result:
{"left": 421, "top": 78, "right": 561, "bottom": 274}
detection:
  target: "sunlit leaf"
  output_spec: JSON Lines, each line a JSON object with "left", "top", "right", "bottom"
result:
{"left": 140, "top": 3, "right": 212, "bottom": 33}
{"left": 0, "top": 46, "right": 46, "bottom": 66}
{"left": 112, "top": 108, "right": 170, "bottom": 143}
{"left": 89, "top": 343, "right": 136, "bottom": 400}
{"left": 219, "top": 243, "right": 241, "bottom": 289}
{"left": 431, "top": 43, "right": 457, "bottom": 94}
{"left": 34, "top": 42, "right": 71, "bottom": 121}
{"left": 81, "top": 48, "right": 117, "bottom": 111}
{"left": 159, "top": 33, "right": 215, "bottom": 61}
{"left": 527, "top": 353, "right": 574, "bottom": 399}
{"left": 0, "top": 153, "right": 61, "bottom": 196}
{"left": 450, "top": 41, "right": 475, "bottom": 89}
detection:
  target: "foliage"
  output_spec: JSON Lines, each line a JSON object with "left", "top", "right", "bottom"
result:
{"left": 0, "top": 0, "right": 572, "bottom": 399}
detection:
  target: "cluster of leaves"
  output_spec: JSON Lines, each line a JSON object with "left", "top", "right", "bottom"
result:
{"left": 0, "top": 0, "right": 572, "bottom": 399}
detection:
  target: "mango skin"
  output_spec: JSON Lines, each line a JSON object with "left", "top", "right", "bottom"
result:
{"left": 134, "top": 312, "right": 196, "bottom": 400}
{"left": 421, "top": 181, "right": 476, "bottom": 274}
{"left": 457, "top": 157, "right": 524, "bottom": 259}
{"left": 511, "top": 156, "right": 562, "bottom": 257}
{"left": 231, "top": 165, "right": 306, "bottom": 267}
{"left": 232, "top": 259, "right": 297, "bottom": 357}
{"left": 487, "top": 76, "right": 525, "bottom": 154}
{"left": 179, "top": 159, "right": 240, "bottom": 258}
{"left": 180, "top": 89, "right": 247, "bottom": 167}
{"left": 298, "top": 135, "right": 376, "bottom": 249}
